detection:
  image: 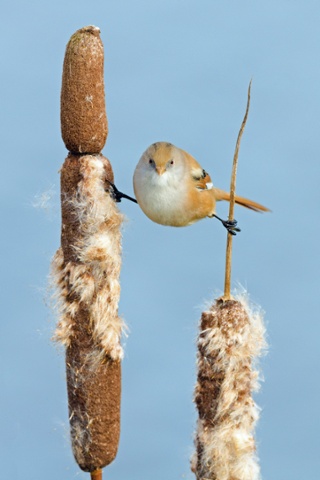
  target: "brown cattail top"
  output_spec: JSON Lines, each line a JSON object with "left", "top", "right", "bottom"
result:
{"left": 61, "top": 26, "right": 108, "bottom": 153}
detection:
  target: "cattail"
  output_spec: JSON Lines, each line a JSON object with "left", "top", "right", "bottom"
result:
{"left": 60, "top": 25, "right": 108, "bottom": 153}
{"left": 192, "top": 83, "right": 267, "bottom": 480}
{"left": 192, "top": 295, "right": 266, "bottom": 480}
{"left": 51, "top": 26, "right": 124, "bottom": 477}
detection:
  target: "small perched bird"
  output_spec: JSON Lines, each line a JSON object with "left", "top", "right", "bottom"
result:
{"left": 132, "top": 142, "right": 269, "bottom": 233}
{"left": 108, "top": 141, "right": 269, "bottom": 234}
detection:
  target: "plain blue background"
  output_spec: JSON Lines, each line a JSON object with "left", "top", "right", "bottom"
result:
{"left": 1, "top": 1, "right": 319, "bottom": 479}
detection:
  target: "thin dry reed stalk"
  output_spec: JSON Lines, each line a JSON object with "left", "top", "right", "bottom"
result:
{"left": 224, "top": 81, "right": 251, "bottom": 301}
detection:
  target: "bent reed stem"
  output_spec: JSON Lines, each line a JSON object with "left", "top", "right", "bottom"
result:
{"left": 223, "top": 81, "right": 252, "bottom": 300}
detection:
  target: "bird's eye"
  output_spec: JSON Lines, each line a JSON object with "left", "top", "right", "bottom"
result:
{"left": 149, "top": 158, "right": 154, "bottom": 165}
{"left": 167, "top": 159, "right": 174, "bottom": 168}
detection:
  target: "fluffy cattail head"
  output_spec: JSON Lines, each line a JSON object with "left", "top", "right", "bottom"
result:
{"left": 193, "top": 295, "right": 266, "bottom": 480}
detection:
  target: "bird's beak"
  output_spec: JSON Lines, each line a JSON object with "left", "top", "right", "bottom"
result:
{"left": 155, "top": 166, "right": 166, "bottom": 175}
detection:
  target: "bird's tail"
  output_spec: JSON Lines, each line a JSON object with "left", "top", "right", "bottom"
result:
{"left": 214, "top": 188, "right": 270, "bottom": 213}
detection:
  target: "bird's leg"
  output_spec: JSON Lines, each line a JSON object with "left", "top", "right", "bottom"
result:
{"left": 212, "top": 214, "right": 241, "bottom": 235}
{"left": 106, "top": 179, "right": 138, "bottom": 204}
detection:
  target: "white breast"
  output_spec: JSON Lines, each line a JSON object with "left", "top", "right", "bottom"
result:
{"left": 133, "top": 165, "right": 188, "bottom": 226}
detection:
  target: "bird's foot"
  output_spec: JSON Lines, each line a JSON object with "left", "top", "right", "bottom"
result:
{"left": 222, "top": 218, "right": 241, "bottom": 235}
{"left": 106, "top": 179, "right": 138, "bottom": 204}
{"left": 213, "top": 214, "right": 241, "bottom": 235}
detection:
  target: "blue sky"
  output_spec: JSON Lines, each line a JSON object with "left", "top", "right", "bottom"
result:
{"left": 1, "top": 1, "right": 320, "bottom": 479}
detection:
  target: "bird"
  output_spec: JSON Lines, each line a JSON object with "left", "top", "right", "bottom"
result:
{"left": 108, "top": 141, "right": 269, "bottom": 234}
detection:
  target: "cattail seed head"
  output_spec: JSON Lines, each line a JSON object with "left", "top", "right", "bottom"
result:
{"left": 193, "top": 295, "right": 266, "bottom": 480}
{"left": 60, "top": 26, "right": 108, "bottom": 153}
{"left": 51, "top": 154, "right": 124, "bottom": 471}
{"left": 51, "top": 25, "right": 124, "bottom": 474}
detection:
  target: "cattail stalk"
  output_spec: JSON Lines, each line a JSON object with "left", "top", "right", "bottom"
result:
{"left": 192, "top": 83, "right": 266, "bottom": 480}
{"left": 51, "top": 26, "right": 124, "bottom": 477}
{"left": 224, "top": 81, "right": 251, "bottom": 301}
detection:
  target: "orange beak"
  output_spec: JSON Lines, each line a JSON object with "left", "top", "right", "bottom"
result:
{"left": 155, "top": 166, "right": 166, "bottom": 175}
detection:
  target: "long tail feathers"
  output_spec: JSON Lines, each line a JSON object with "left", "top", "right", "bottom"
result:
{"left": 214, "top": 188, "right": 270, "bottom": 213}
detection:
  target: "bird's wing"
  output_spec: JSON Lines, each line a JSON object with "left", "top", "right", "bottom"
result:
{"left": 182, "top": 150, "right": 214, "bottom": 191}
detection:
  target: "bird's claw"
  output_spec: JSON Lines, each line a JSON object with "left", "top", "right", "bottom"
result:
{"left": 106, "top": 180, "right": 122, "bottom": 202}
{"left": 106, "top": 179, "right": 138, "bottom": 204}
{"left": 222, "top": 219, "right": 241, "bottom": 235}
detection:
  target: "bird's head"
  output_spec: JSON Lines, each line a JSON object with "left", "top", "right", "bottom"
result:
{"left": 137, "top": 142, "right": 186, "bottom": 180}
